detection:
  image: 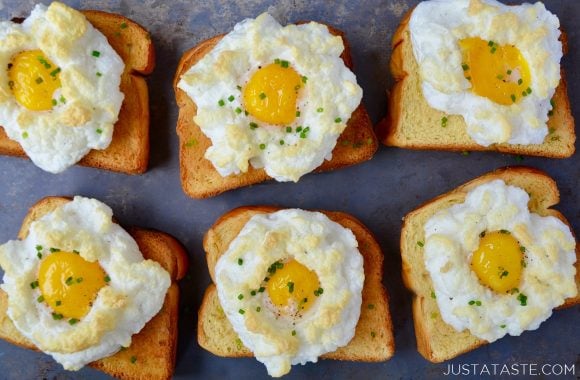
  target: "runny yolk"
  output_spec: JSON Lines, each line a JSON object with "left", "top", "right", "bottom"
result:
{"left": 8, "top": 49, "right": 62, "bottom": 111}
{"left": 459, "top": 38, "right": 531, "bottom": 106}
{"left": 266, "top": 259, "right": 319, "bottom": 313}
{"left": 38, "top": 251, "right": 107, "bottom": 320}
{"left": 243, "top": 62, "right": 302, "bottom": 125}
{"left": 471, "top": 231, "right": 523, "bottom": 293}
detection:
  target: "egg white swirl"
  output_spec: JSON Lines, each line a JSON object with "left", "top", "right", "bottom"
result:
{"left": 178, "top": 13, "right": 362, "bottom": 182}
{"left": 424, "top": 180, "right": 576, "bottom": 342}
{"left": 0, "top": 2, "right": 124, "bottom": 173}
{"left": 0, "top": 197, "right": 170, "bottom": 370}
{"left": 410, "top": 0, "right": 561, "bottom": 146}
{"left": 215, "top": 209, "right": 364, "bottom": 377}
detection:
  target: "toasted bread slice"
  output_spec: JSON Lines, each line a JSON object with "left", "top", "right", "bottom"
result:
{"left": 401, "top": 167, "right": 580, "bottom": 363}
{"left": 376, "top": 10, "right": 576, "bottom": 158}
{"left": 0, "top": 197, "right": 189, "bottom": 380}
{"left": 198, "top": 206, "right": 394, "bottom": 362}
{"left": 174, "top": 24, "right": 378, "bottom": 199}
{"left": 0, "top": 10, "right": 154, "bottom": 174}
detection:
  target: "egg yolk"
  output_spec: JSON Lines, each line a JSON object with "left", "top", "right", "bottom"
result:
{"left": 266, "top": 259, "right": 319, "bottom": 313}
{"left": 8, "top": 50, "right": 62, "bottom": 111}
{"left": 243, "top": 62, "right": 302, "bottom": 125}
{"left": 471, "top": 231, "right": 523, "bottom": 293}
{"left": 459, "top": 38, "right": 531, "bottom": 106}
{"left": 38, "top": 251, "right": 107, "bottom": 320}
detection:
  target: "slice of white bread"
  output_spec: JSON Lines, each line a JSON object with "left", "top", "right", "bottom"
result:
{"left": 0, "top": 9, "right": 154, "bottom": 174}
{"left": 400, "top": 166, "right": 580, "bottom": 363}
{"left": 174, "top": 24, "right": 378, "bottom": 199}
{"left": 0, "top": 196, "right": 189, "bottom": 380}
{"left": 198, "top": 206, "right": 395, "bottom": 362}
{"left": 376, "top": 9, "right": 576, "bottom": 158}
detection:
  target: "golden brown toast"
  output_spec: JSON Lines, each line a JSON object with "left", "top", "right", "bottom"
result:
{"left": 400, "top": 167, "right": 580, "bottom": 363}
{"left": 376, "top": 10, "right": 576, "bottom": 158}
{"left": 198, "top": 206, "right": 395, "bottom": 362}
{"left": 0, "top": 197, "right": 189, "bottom": 380}
{"left": 0, "top": 10, "right": 154, "bottom": 174}
{"left": 174, "top": 24, "right": 378, "bottom": 199}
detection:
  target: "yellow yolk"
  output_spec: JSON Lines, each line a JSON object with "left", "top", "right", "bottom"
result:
{"left": 459, "top": 38, "right": 531, "bottom": 105}
{"left": 266, "top": 259, "right": 319, "bottom": 313}
{"left": 8, "top": 50, "right": 62, "bottom": 111}
{"left": 471, "top": 231, "right": 523, "bottom": 293}
{"left": 38, "top": 251, "right": 107, "bottom": 320}
{"left": 243, "top": 62, "right": 302, "bottom": 125}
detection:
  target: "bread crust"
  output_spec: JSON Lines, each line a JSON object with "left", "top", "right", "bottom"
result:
{"left": 376, "top": 10, "right": 576, "bottom": 158}
{"left": 400, "top": 166, "right": 579, "bottom": 362}
{"left": 0, "top": 196, "right": 189, "bottom": 380}
{"left": 174, "top": 24, "right": 378, "bottom": 199}
{"left": 198, "top": 206, "right": 395, "bottom": 362}
{"left": 0, "top": 10, "right": 155, "bottom": 174}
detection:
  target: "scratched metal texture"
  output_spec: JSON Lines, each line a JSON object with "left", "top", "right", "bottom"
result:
{"left": 0, "top": 0, "right": 578, "bottom": 379}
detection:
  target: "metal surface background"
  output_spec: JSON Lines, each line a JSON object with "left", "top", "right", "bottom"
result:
{"left": 0, "top": 0, "right": 578, "bottom": 379}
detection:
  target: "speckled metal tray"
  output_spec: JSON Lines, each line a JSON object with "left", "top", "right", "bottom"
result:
{"left": 0, "top": 1, "right": 578, "bottom": 379}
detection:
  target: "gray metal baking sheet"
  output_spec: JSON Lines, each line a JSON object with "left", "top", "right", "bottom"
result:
{"left": 0, "top": 0, "right": 578, "bottom": 379}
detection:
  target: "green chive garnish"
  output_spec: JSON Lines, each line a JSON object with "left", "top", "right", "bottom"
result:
{"left": 417, "top": 241, "right": 424, "bottom": 247}
{"left": 218, "top": 99, "right": 225, "bottom": 107}
{"left": 259, "top": 92, "right": 266, "bottom": 100}
{"left": 316, "top": 107, "right": 323, "bottom": 113}
{"left": 69, "top": 318, "right": 79, "bottom": 325}
{"left": 461, "top": 63, "right": 469, "bottom": 71}
{"left": 517, "top": 293, "right": 527, "bottom": 306}
{"left": 96, "top": 128, "right": 103, "bottom": 134}
{"left": 50, "top": 68, "right": 61, "bottom": 77}
{"left": 238, "top": 294, "right": 244, "bottom": 300}
{"left": 249, "top": 122, "right": 258, "bottom": 130}
{"left": 35, "top": 77, "right": 43, "bottom": 84}
{"left": 120, "top": 22, "right": 128, "bottom": 29}
{"left": 334, "top": 117, "right": 342, "bottom": 123}
{"left": 104, "top": 275, "right": 111, "bottom": 282}
{"left": 235, "top": 107, "right": 242, "bottom": 114}
{"left": 92, "top": 50, "right": 101, "bottom": 57}
{"left": 130, "top": 356, "right": 137, "bottom": 364}
{"left": 228, "top": 95, "right": 235, "bottom": 102}
{"left": 52, "top": 312, "right": 63, "bottom": 320}
{"left": 238, "top": 309, "right": 245, "bottom": 315}
{"left": 238, "top": 258, "right": 243, "bottom": 265}
{"left": 259, "top": 143, "right": 266, "bottom": 150}
{"left": 96, "top": 72, "right": 102, "bottom": 77}
{"left": 287, "top": 282, "right": 294, "bottom": 293}
{"left": 37, "top": 295, "right": 44, "bottom": 303}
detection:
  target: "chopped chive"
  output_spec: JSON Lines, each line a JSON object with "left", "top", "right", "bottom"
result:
{"left": 461, "top": 63, "right": 469, "bottom": 71}
{"left": 496, "top": 74, "right": 503, "bottom": 80}
{"left": 334, "top": 117, "right": 342, "bottom": 123}
{"left": 517, "top": 293, "right": 527, "bottom": 306}
{"left": 56, "top": 300, "right": 62, "bottom": 306}
{"left": 22, "top": 132, "right": 28, "bottom": 139}
{"left": 510, "top": 94, "right": 516, "bottom": 103}
{"left": 518, "top": 78, "right": 523, "bottom": 85}
{"left": 52, "top": 313, "right": 63, "bottom": 320}
{"left": 30, "top": 281, "right": 39, "bottom": 289}
{"left": 50, "top": 68, "right": 61, "bottom": 77}
{"left": 92, "top": 50, "right": 101, "bottom": 57}
{"left": 96, "top": 128, "right": 103, "bottom": 134}
{"left": 488, "top": 40, "right": 494, "bottom": 47}
{"left": 104, "top": 275, "right": 111, "bottom": 282}
{"left": 66, "top": 277, "right": 74, "bottom": 285}
{"left": 35, "top": 77, "right": 43, "bottom": 84}
{"left": 249, "top": 122, "right": 258, "bottom": 130}
{"left": 68, "top": 318, "right": 79, "bottom": 325}
{"left": 235, "top": 107, "right": 242, "bottom": 114}
{"left": 316, "top": 107, "right": 323, "bottom": 113}
{"left": 256, "top": 306, "right": 261, "bottom": 312}
{"left": 522, "top": 91, "right": 527, "bottom": 97}
{"left": 466, "top": 76, "right": 471, "bottom": 81}
{"left": 236, "top": 85, "right": 242, "bottom": 90}
{"left": 259, "top": 143, "right": 266, "bottom": 150}
{"left": 287, "top": 282, "right": 294, "bottom": 293}
{"left": 500, "top": 324, "right": 506, "bottom": 328}
{"left": 286, "top": 126, "right": 292, "bottom": 133}
{"left": 238, "top": 258, "right": 243, "bottom": 265}
{"left": 258, "top": 287, "right": 265, "bottom": 293}
{"left": 228, "top": 95, "right": 235, "bottom": 102}
{"left": 130, "top": 356, "right": 137, "bottom": 364}
{"left": 507, "top": 69, "right": 512, "bottom": 75}
{"left": 37, "top": 252, "right": 42, "bottom": 259}
{"left": 237, "top": 294, "right": 244, "bottom": 300}
{"left": 526, "top": 87, "right": 532, "bottom": 94}
{"left": 274, "top": 58, "right": 280, "bottom": 64}
{"left": 76, "top": 277, "right": 83, "bottom": 283}
{"left": 291, "top": 330, "right": 296, "bottom": 336}
{"left": 475, "top": 300, "right": 482, "bottom": 306}
{"left": 441, "top": 116, "right": 448, "bottom": 128}
{"left": 490, "top": 47, "right": 497, "bottom": 53}
{"left": 218, "top": 99, "right": 225, "bottom": 107}
{"left": 238, "top": 309, "right": 245, "bottom": 315}
{"left": 73, "top": 250, "right": 79, "bottom": 254}
{"left": 281, "top": 60, "right": 289, "bottom": 68}
{"left": 417, "top": 241, "right": 424, "bottom": 247}
{"left": 500, "top": 229, "right": 510, "bottom": 234}
{"left": 96, "top": 72, "right": 102, "bottom": 77}
{"left": 120, "top": 22, "right": 128, "bottom": 29}
{"left": 250, "top": 290, "right": 256, "bottom": 296}
{"left": 279, "top": 139, "right": 285, "bottom": 145}
{"left": 431, "top": 291, "right": 436, "bottom": 299}
{"left": 301, "top": 76, "right": 308, "bottom": 83}
{"left": 37, "top": 295, "right": 44, "bottom": 303}
{"left": 296, "top": 126, "right": 303, "bottom": 132}
{"left": 59, "top": 95, "right": 66, "bottom": 104}
{"left": 8, "top": 80, "right": 14, "bottom": 89}
{"left": 259, "top": 92, "right": 266, "bottom": 100}
{"left": 49, "top": 247, "right": 59, "bottom": 252}
{"left": 520, "top": 246, "right": 526, "bottom": 253}
{"left": 468, "top": 300, "right": 475, "bottom": 305}
{"left": 296, "top": 111, "right": 301, "bottom": 117}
